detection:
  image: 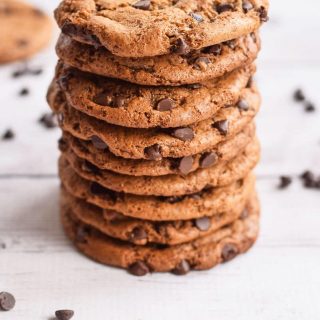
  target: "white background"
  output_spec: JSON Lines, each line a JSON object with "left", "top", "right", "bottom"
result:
{"left": 1, "top": 1, "right": 320, "bottom": 319}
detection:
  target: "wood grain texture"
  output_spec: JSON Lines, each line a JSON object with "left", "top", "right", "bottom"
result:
{"left": 0, "top": 1, "right": 320, "bottom": 319}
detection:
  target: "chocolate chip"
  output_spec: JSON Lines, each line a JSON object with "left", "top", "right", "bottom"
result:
{"left": 172, "top": 260, "right": 190, "bottom": 275}
{"left": 200, "top": 152, "right": 218, "bottom": 168}
{"left": 93, "top": 92, "right": 113, "bottom": 106}
{"left": 132, "top": 0, "right": 150, "bottom": 10}
{"left": 293, "top": 89, "right": 305, "bottom": 102}
{"left": 278, "top": 176, "right": 292, "bottom": 189}
{"left": 113, "top": 96, "right": 126, "bottom": 108}
{"left": 178, "top": 156, "right": 193, "bottom": 175}
{"left": 171, "top": 127, "right": 194, "bottom": 141}
{"left": 224, "top": 39, "right": 236, "bottom": 49}
{"left": 203, "top": 44, "right": 222, "bottom": 55}
{"left": 38, "top": 113, "right": 58, "bottom": 129}
{"left": 128, "top": 261, "right": 149, "bottom": 276}
{"left": 195, "top": 217, "right": 211, "bottom": 231}
{"left": 76, "top": 225, "right": 89, "bottom": 243}
{"left": 221, "top": 243, "right": 239, "bottom": 262}
{"left": 131, "top": 227, "right": 147, "bottom": 241}
{"left": 190, "top": 12, "right": 203, "bottom": 22}
{"left": 62, "top": 23, "right": 101, "bottom": 47}
{"left": 250, "top": 32, "right": 257, "bottom": 43}
{"left": 237, "top": 99, "right": 249, "bottom": 111}
{"left": 2, "top": 129, "right": 14, "bottom": 140}
{"left": 144, "top": 144, "right": 162, "bottom": 160}
{"left": 242, "top": 1, "right": 253, "bottom": 13}
{"left": 216, "top": 3, "right": 234, "bottom": 13}
{"left": 212, "top": 120, "right": 228, "bottom": 135}
{"left": 58, "top": 137, "right": 68, "bottom": 152}
{"left": 157, "top": 98, "right": 175, "bottom": 111}
{"left": 300, "top": 170, "right": 320, "bottom": 189}
{"left": 305, "top": 102, "right": 316, "bottom": 113}
{"left": 0, "top": 292, "right": 16, "bottom": 311}
{"left": 194, "top": 57, "right": 210, "bottom": 71}
{"left": 172, "top": 38, "right": 190, "bottom": 55}
{"left": 55, "top": 310, "right": 74, "bottom": 320}
{"left": 19, "top": 87, "right": 29, "bottom": 96}
{"left": 82, "top": 160, "right": 100, "bottom": 175}
{"left": 258, "top": 6, "right": 269, "bottom": 22}
{"left": 12, "top": 66, "right": 43, "bottom": 78}
{"left": 91, "top": 135, "right": 108, "bottom": 150}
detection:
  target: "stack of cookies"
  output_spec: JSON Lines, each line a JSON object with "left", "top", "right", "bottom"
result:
{"left": 48, "top": 0, "right": 268, "bottom": 276}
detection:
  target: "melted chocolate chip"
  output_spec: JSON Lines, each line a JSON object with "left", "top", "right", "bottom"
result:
{"left": 200, "top": 152, "right": 218, "bottom": 168}
{"left": 91, "top": 135, "right": 108, "bottom": 150}
{"left": 157, "top": 98, "right": 175, "bottom": 111}
{"left": 2, "top": 129, "right": 15, "bottom": 140}
{"left": 145, "top": 144, "right": 162, "bottom": 160}
{"left": 278, "top": 176, "right": 292, "bottom": 189}
{"left": 237, "top": 99, "right": 249, "bottom": 111}
{"left": 171, "top": 127, "right": 194, "bottom": 141}
{"left": 194, "top": 57, "right": 210, "bottom": 71}
{"left": 132, "top": 0, "right": 150, "bottom": 10}
{"left": 172, "top": 38, "right": 190, "bottom": 55}
{"left": 242, "top": 1, "right": 253, "bottom": 13}
{"left": 131, "top": 227, "right": 147, "bottom": 241}
{"left": 190, "top": 12, "right": 203, "bottom": 22}
{"left": 55, "top": 310, "right": 74, "bottom": 320}
{"left": 216, "top": 3, "right": 234, "bottom": 14}
{"left": 222, "top": 243, "right": 239, "bottom": 262}
{"left": 128, "top": 261, "right": 150, "bottom": 276}
{"left": 172, "top": 260, "right": 190, "bottom": 275}
{"left": 258, "top": 6, "right": 269, "bottom": 22}
{"left": 195, "top": 217, "right": 211, "bottom": 231}
{"left": 212, "top": 120, "right": 229, "bottom": 135}
{"left": 178, "top": 156, "right": 193, "bottom": 175}
{"left": 203, "top": 44, "right": 222, "bottom": 55}
{"left": 0, "top": 292, "right": 16, "bottom": 311}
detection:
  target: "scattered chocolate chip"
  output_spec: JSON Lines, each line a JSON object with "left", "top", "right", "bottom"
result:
{"left": 58, "top": 137, "right": 68, "bottom": 152}
{"left": 171, "top": 127, "right": 194, "bottom": 141}
{"left": 194, "top": 57, "right": 210, "bottom": 71}
{"left": 172, "top": 38, "right": 190, "bottom": 55}
{"left": 38, "top": 113, "right": 58, "bottom": 129}
{"left": 132, "top": 0, "right": 150, "bottom": 10}
{"left": 2, "top": 129, "right": 15, "bottom": 140}
{"left": 305, "top": 102, "right": 316, "bottom": 113}
{"left": 0, "top": 292, "right": 16, "bottom": 311}
{"left": 203, "top": 44, "right": 222, "bottom": 55}
{"left": 212, "top": 120, "right": 229, "bottom": 135}
{"left": 131, "top": 227, "right": 147, "bottom": 241}
{"left": 221, "top": 243, "right": 239, "bottom": 262}
{"left": 91, "top": 135, "right": 108, "bottom": 150}
{"left": 178, "top": 156, "right": 193, "bottom": 175}
{"left": 93, "top": 92, "right": 113, "bottom": 106}
{"left": 172, "top": 260, "right": 190, "bottom": 275}
{"left": 76, "top": 225, "right": 89, "bottom": 243}
{"left": 300, "top": 170, "right": 320, "bottom": 189}
{"left": 12, "top": 66, "right": 43, "bottom": 78}
{"left": 128, "top": 261, "right": 149, "bottom": 276}
{"left": 237, "top": 99, "right": 249, "bottom": 111}
{"left": 216, "top": 3, "right": 234, "bottom": 14}
{"left": 293, "top": 89, "right": 305, "bottom": 102}
{"left": 195, "top": 217, "right": 211, "bottom": 231}
{"left": 190, "top": 12, "right": 203, "bottom": 22}
{"left": 242, "top": 0, "right": 253, "bottom": 13}
{"left": 55, "top": 310, "right": 74, "bottom": 320}
{"left": 157, "top": 98, "right": 175, "bottom": 111}
{"left": 144, "top": 144, "right": 162, "bottom": 160}
{"left": 200, "top": 152, "right": 218, "bottom": 168}
{"left": 19, "top": 87, "right": 29, "bottom": 96}
{"left": 278, "top": 176, "right": 292, "bottom": 189}
{"left": 258, "top": 6, "right": 269, "bottom": 22}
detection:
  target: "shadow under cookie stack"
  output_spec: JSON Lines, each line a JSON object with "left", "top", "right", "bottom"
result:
{"left": 48, "top": 0, "right": 269, "bottom": 276}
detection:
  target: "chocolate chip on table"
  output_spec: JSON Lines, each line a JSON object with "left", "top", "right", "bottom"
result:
{"left": 172, "top": 260, "right": 190, "bottom": 275}
{"left": 55, "top": 310, "right": 74, "bottom": 320}
{"left": 221, "top": 243, "right": 239, "bottom": 262}
{"left": 178, "top": 156, "right": 193, "bottom": 175}
{"left": 132, "top": 0, "right": 150, "bottom": 10}
{"left": 195, "top": 217, "right": 211, "bottom": 231}
{"left": 293, "top": 89, "right": 305, "bottom": 102}
{"left": 212, "top": 120, "right": 229, "bottom": 135}
{"left": 237, "top": 99, "right": 249, "bottom": 111}
{"left": 157, "top": 98, "right": 175, "bottom": 111}
{"left": 216, "top": 3, "right": 234, "bottom": 14}
{"left": 91, "top": 135, "right": 108, "bottom": 150}
{"left": 19, "top": 87, "right": 29, "bottom": 96}
{"left": 278, "top": 176, "right": 292, "bottom": 189}
{"left": 12, "top": 66, "right": 43, "bottom": 78}
{"left": 200, "top": 152, "right": 218, "bottom": 168}
{"left": 304, "top": 102, "right": 316, "bottom": 113}
{"left": 190, "top": 12, "right": 203, "bottom": 22}
{"left": 128, "top": 261, "right": 150, "bottom": 276}
{"left": 172, "top": 38, "right": 190, "bottom": 55}
{"left": 0, "top": 292, "right": 16, "bottom": 311}
{"left": 242, "top": 0, "right": 253, "bottom": 13}
{"left": 203, "top": 44, "right": 222, "bottom": 55}
{"left": 300, "top": 170, "right": 320, "bottom": 189}
{"left": 131, "top": 227, "right": 147, "bottom": 241}
{"left": 258, "top": 6, "right": 269, "bottom": 22}
{"left": 194, "top": 57, "right": 210, "bottom": 71}
{"left": 2, "top": 129, "right": 15, "bottom": 140}
{"left": 38, "top": 113, "right": 58, "bottom": 129}
{"left": 171, "top": 127, "right": 194, "bottom": 141}
{"left": 144, "top": 144, "right": 162, "bottom": 160}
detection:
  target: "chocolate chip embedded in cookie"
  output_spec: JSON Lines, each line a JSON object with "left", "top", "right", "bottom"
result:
{"left": 55, "top": 0, "right": 268, "bottom": 58}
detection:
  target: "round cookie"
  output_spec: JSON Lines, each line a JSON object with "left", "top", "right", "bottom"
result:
{"left": 54, "top": 0, "right": 268, "bottom": 58}
{"left": 60, "top": 159, "right": 256, "bottom": 221}
{"left": 0, "top": 0, "right": 52, "bottom": 64}
{"left": 62, "top": 123, "right": 255, "bottom": 176}
{"left": 61, "top": 187, "right": 253, "bottom": 245}
{"left": 50, "top": 61, "right": 255, "bottom": 128}
{"left": 61, "top": 192, "right": 260, "bottom": 275}
{"left": 56, "top": 33, "right": 259, "bottom": 86}
{"left": 50, "top": 87, "right": 260, "bottom": 160}
{"left": 61, "top": 138, "right": 260, "bottom": 196}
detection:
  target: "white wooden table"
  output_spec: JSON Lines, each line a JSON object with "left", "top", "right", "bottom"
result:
{"left": 1, "top": 1, "right": 320, "bottom": 319}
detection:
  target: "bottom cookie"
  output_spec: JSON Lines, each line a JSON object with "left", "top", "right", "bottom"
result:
{"left": 61, "top": 193, "right": 259, "bottom": 275}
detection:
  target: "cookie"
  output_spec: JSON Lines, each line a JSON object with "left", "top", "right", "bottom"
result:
{"left": 0, "top": 0, "right": 52, "bottom": 64}
{"left": 61, "top": 137, "right": 260, "bottom": 196}
{"left": 61, "top": 187, "right": 254, "bottom": 245}
{"left": 60, "top": 159, "right": 256, "bottom": 221}
{"left": 50, "top": 61, "right": 255, "bottom": 128}
{"left": 61, "top": 191, "right": 260, "bottom": 274}
{"left": 50, "top": 87, "right": 260, "bottom": 160}
{"left": 54, "top": 0, "right": 268, "bottom": 58}
{"left": 62, "top": 122, "right": 255, "bottom": 176}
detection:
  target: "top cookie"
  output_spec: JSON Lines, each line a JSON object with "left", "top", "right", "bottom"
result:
{"left": 55, "top": 0, "right": 269, "bottom": 58}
